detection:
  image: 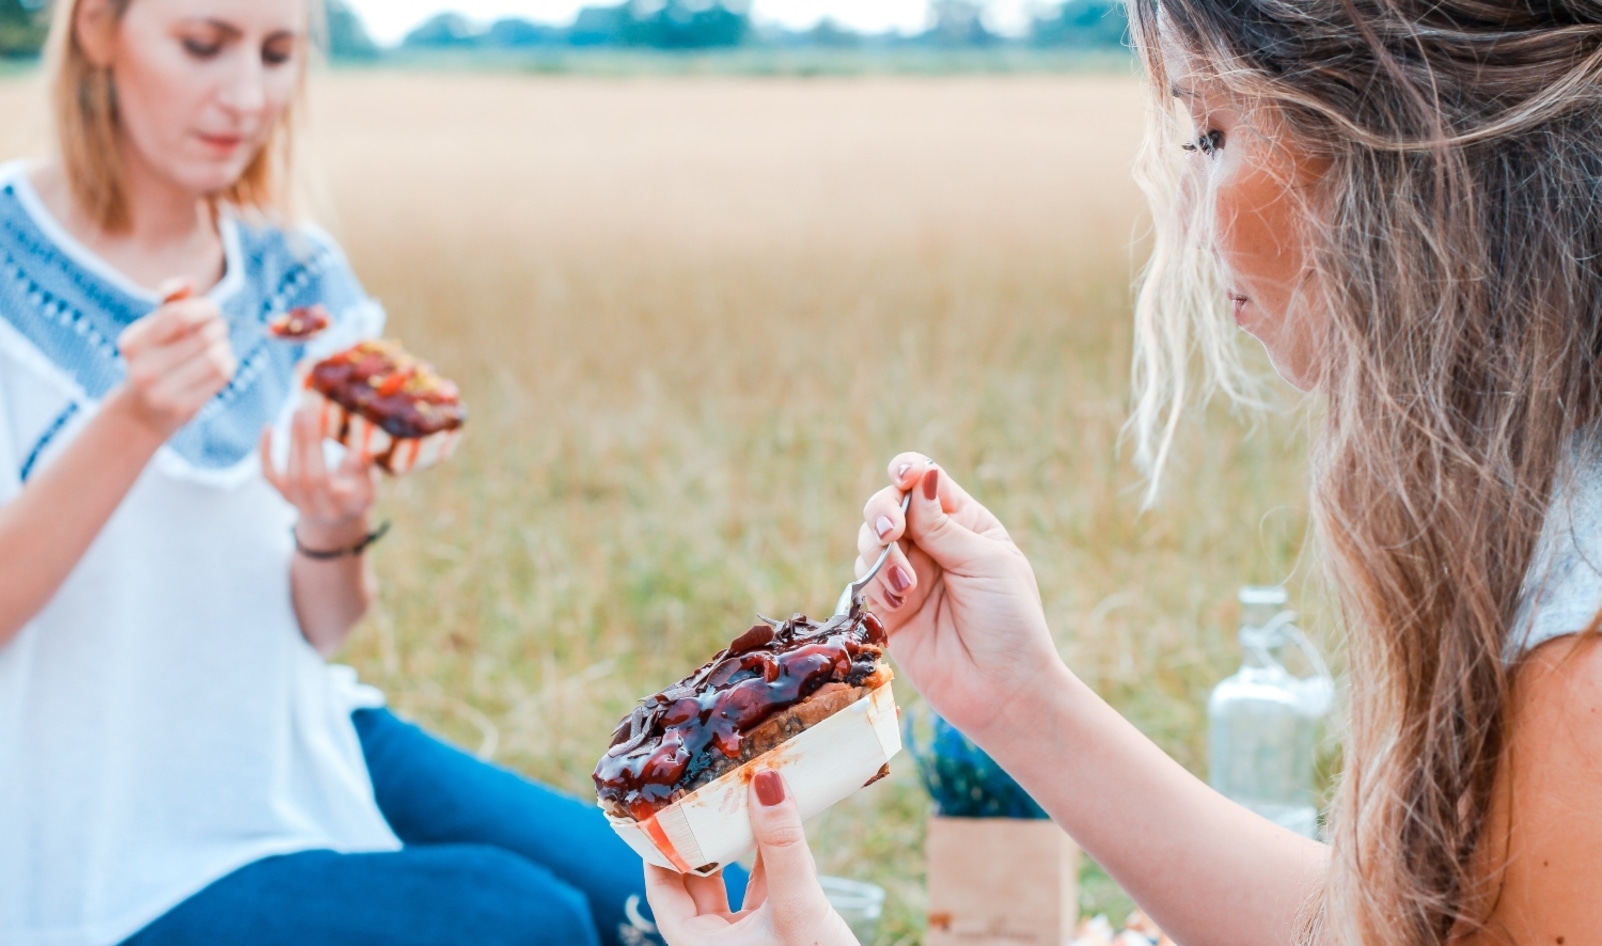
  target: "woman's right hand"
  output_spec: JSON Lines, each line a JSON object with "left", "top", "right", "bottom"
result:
{"left": 109, "top": 280, "right": 237, "bottom": 439}
{"left": 856, "top": 454, "right": 1063, "bottom": 746}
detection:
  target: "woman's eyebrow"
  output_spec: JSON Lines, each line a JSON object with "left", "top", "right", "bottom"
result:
{"left": 180, "top": 18, "right": 243, "bottom": 38}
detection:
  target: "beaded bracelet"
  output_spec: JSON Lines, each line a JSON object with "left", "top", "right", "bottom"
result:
{"left": 293, "top": 520, "right": 392, "bottom": 561}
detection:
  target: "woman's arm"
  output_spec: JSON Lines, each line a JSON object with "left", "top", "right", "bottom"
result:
{"left": 856, "top": 456, "right": 1325, "bottom": 946}
{"left": 981, "top": 659, "right": 1327, "bottom": 946}
{"left": 0, "top": 295, "right": 235, "bottom": 648}
{"left": 650, "top": 456, "right": 1328, "bottom": 946}
{"left": 261, "top": 405, "right": 380, "bottom": 657}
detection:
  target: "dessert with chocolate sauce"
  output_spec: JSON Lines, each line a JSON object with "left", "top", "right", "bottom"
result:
{"left": 304, "top": 339, "right": 467, "bottom": 474}
{"left": 595, "top": 602, "right": 892, "bottom": 824}
{"left": 268, "top": 304, "right": 332, "bottom": 341}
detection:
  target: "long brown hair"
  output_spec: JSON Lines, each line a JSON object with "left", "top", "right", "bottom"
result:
{"left": 1126, "top": 2, "right": 1602, "bottom": 943}
{"left": 43, "top": 0, "right": 318, "bottom": 232}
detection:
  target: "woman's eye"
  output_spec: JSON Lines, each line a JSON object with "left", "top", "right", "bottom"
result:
{"left": 263, "top": 47, "right": 293, "bottom": 66}
{"left": 1181, "top": 129, "right": 1225, "bottom": 156}
{"left": 181, "top": 37, "right": 222, "bottom": 58}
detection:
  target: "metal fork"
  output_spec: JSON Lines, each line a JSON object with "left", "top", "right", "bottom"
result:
{"left": 834, "top": 491, "right": 912, "bottom": 616}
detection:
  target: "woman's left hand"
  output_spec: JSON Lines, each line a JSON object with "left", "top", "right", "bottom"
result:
{"left": 260, "top": 402, "right": 377, "bottom": 547}
{"left": 645, "top": 771, "right": 859, "bottom": 946}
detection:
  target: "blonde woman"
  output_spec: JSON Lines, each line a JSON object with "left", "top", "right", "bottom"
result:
{"left": 648, "top": 2, "right": 1602, "bottom": 945}
{"left": 0, "top": 2, "right": 742, "bottom": 944}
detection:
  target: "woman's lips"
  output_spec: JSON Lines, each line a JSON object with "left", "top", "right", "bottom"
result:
{"left": 1228, "top": 293, "right": 1250, "bottom": 323}
{"left": 196, "top": 132, "right": 246, "bottom": 153}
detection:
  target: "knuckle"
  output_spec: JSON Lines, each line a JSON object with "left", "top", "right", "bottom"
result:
{"left": 760, "top": 820, "right": 807, "bottom": 850}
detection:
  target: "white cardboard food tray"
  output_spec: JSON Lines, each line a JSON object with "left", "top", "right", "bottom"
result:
{"left": 603, "top": 682, "right": 901, "bottom": 876}
{"left": 303, "top": 389, "right": 461, "bottom": 474}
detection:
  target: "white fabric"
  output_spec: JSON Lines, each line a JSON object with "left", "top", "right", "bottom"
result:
{"left": 0, "top": 193, "right": 401, "bottom": 946}
{"left": 1513, "top": 451, "right": 1602, "bottom": 657}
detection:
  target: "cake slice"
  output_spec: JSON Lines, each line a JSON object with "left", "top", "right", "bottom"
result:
{"left": 595, "top": 602, "right": 893, "bottom": 824}
{"left": 268, "top": 304, "right": 331, "bottom": 341}
{"left": 304, "top": 339, "right": 466, "bottom": 475}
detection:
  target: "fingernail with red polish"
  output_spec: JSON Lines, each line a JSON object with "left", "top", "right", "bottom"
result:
{"left": 885, "top": 591, "right": 905, "bottom": 610}
{"left": 874, "top": 515, "right": 893, "bottom": 540}
{"left": 889, "top": 565, "right": 912, "bottom": 593}
{"left": 755, "top": 770, "right": 786, "bottom": 807}
{"left": 922, "top": 467, "right": 940, "bottom": 501}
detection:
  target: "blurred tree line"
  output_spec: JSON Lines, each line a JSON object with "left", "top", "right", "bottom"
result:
{"left": 0, "top": 0, "right": 45, "bottom": 58}
{"left": 0, "top": 0, "right": 381, "bottom": 59}
{"left": 398, "top": 0, "right": 1127, "bottom": 55}
{"left": 0, "top": 0, "right": 1128, "bottom": 61}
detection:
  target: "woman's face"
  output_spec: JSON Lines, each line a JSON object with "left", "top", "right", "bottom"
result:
{"left": 1166, "top": 46, "right": 1328, "bottom": 392}
{"left": 79, "top": 0, "right": 306, "bottom": 199}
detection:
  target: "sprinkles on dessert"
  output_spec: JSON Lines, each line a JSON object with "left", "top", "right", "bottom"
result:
{"left": 305, "top": 339, "right": 467, "bottom": 474}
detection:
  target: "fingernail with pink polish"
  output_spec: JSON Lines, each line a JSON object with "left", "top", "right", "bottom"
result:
{"left": 874, "top": 515, "right": 894, "bottom": 539}
{"left": 889, "top": 566, "right": 912, "bottom": 593}
{"left": 755, "top": 770, "right": 785, "bottom": 807}
{"left": 922, "top": 467, "right": 940, "bottom": 501}
{"left": 885, "top": 591, "right": 905, "bottom": 610}
{"left": 897, "top": 463, "right": 912, "bottom": 480}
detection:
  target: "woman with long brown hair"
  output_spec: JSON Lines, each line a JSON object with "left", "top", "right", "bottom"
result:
{"left": 0, "top": 1, "right": 745, "bottom": 944}
{"left": 646, "top": 2, "right": 1602, "bottom": 944}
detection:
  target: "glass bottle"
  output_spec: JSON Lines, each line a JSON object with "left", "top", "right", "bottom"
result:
{"left": 1207, "top": 586, "right": 1333, "bottom": 839}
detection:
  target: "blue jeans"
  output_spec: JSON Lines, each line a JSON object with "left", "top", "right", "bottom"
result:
{"left": 121, "top": 708, "right": 746, "bottom": 946}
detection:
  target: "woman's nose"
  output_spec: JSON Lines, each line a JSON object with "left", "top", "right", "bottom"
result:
{"left": 215, "top": 54, "right": 267, "bottom": 115}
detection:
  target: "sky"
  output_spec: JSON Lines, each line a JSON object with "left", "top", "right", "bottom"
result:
{"left": 344, "top": 0, "right": 1040, "bottom": 46}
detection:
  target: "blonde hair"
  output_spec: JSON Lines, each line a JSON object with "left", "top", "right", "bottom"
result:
{"left": 43, "top": 0, "right": 315, "bottom": 232}
{"left": 1127, "top": 2, "right": 1602, "bottom": 944}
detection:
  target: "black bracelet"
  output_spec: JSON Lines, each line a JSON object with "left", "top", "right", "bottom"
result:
{"left": 293, "top": 520, "right": 391, "bottom": 560}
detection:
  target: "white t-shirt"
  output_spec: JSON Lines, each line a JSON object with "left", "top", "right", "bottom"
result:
{"left": 0, "top": 163, "right": 401, "bottom": 946}
{"left": 1513, "top": 448, "right": 1602, "bottom": 656}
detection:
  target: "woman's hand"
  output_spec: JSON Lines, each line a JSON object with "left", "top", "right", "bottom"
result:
{"left": 856, "top": 454, "right": 1062, "bottom": 745}
{"left": 262, "top": 403, "right": 380, "bottom": 655}
{"left": 260, "top": 403, "right": 377, "bottom": 547}
{"left": 645, "top": 771, "right": 858, "bottom": 946}
{"left": 110, "top": 280, "right": 237, "bottom": 440}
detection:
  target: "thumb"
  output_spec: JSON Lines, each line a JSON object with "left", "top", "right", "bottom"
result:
{"left": 158, "top": 277, "right": 195, "bottom": 304}
{"left": 905, "top": 466, "right": 992, "bottom": 570}
{"left": 748, "top": 771, "right": 830, "bottom": 937}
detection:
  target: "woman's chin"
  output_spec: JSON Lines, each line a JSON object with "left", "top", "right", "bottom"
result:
{"left": 1267, "top": 350, "right": 1319, "bottom": 393}
{"left": 174, "top": 160, "right": 257, "bottom": 200}
{"left": 1248, "top": 332, "right": 1319, "bottom": 393}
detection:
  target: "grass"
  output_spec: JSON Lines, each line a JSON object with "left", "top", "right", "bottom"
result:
{"left": 0, "top": 71, "right": 1325, "bottom": 943}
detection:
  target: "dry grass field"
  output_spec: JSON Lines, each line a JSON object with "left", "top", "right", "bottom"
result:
{"left": 0, "top": 72, "right": 1320, "bottom": 942}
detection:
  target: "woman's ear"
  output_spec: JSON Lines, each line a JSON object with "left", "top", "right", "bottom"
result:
{"left": 74, "top": 0, "right": 121, "bottom": 68}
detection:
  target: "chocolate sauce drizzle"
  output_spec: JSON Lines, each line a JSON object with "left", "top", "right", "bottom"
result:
{"left": 594, "top": 603, "right": 886, "bottom": 822}
{"left": 308, "top": 341, "right": 467, "bottom": 439}
{"left": 268, "top": 304, "right": 331, "bottom": 341}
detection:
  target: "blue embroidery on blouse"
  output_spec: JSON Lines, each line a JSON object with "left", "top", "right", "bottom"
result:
{"left": 0, "top": 181, "right": 375, "bottom": 472}
{"left": 19, "top": 401, "right": 79, "bottom": 483}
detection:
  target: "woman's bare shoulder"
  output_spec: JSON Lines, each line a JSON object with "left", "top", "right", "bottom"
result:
{"left": 1467, "top": 633, "right": 1602, "bottom": 945}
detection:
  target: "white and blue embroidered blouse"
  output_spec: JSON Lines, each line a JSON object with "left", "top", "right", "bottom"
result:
{"left": 0, "top": 160, "right": 382, "bottom": 486}
{"left": 0, "top": 161, "right": 401, "bottom": 946}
